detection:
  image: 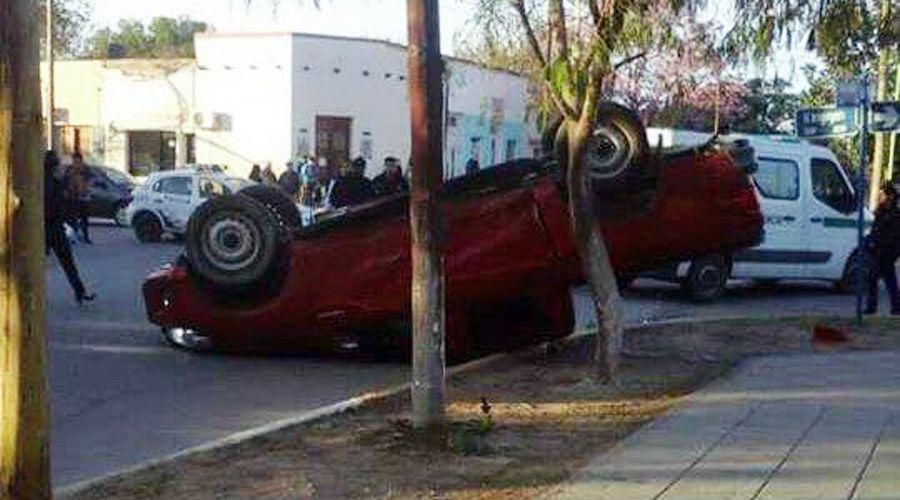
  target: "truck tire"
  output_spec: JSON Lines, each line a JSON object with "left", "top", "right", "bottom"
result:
{"left": 682, "top": 254, "right": 729, "bottom": 302}
{"left": 133, "top": 212, "right": 163, "bottom": 243}
{"left": 238, "top": 184, "right": 302, "bottom": 230}
{"left": 186, "top": 194, "right": 288, "bottom": 291}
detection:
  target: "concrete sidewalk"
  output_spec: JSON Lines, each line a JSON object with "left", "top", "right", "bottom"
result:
{"left": 554, "top": 351, "right": 900, "bottom": 499}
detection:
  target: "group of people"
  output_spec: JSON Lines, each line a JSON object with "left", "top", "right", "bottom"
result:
{"left": 248, "top": 155, "right": 409, "bottom": 211}
{"left": 44, "top": 150, "right": 96, "bottom": 305}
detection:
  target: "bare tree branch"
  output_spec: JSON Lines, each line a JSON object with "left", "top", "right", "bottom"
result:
{"left": 613, "top": 51, "right": 647, "bottom": 70}
{"left": 508, "top": 0, "right": 546, "bottom": 67}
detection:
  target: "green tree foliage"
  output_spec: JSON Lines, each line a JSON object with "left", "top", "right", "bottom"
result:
{"left": 38, "top": 0, "right": 90, "bottom": 57}
{"left": 85, "top": 17, "right": 208, "bottom": 59}
{"left": 732, "top": 77, "right": 798, "bottom": 134}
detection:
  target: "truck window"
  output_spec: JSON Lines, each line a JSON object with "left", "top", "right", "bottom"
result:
{"left": 155, "top": 176, "right": 193, "bottom": 196}
{"left": 752, "top": 157, "right": 799, "bottom": 200}
{"left": 811, "top": 158, "right": 854, "bottom": 214}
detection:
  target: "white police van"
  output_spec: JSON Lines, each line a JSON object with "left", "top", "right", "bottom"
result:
{"left": 645, "top": 128, "right": 870, "bottom": 301}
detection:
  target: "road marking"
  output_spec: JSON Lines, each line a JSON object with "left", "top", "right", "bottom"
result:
{"left": 50, "top": 343, "right": 171, "bottom": 356}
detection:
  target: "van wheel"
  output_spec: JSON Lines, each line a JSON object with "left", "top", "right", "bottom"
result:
{"left": 682, "top": 254, "right": 729, "bottom": 302}
{"left": 133, "top": 213, "right": 163, "bottom": 243}
{"left": 837, "top": 248, "right": 869, "bottom": 294}
{"left": 186, "top": 195, "right": 288, "bottom": 291}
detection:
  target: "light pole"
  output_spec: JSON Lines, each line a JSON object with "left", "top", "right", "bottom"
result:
{"left": 46, "top": 0, "right": 55, "bottom": 151}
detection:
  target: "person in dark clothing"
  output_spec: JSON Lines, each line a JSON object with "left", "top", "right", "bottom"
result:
{"left": 261, "top": 163, "right": 278, "bottom": 186}
{"left": 465, "top": 157, "right": 480, "bottom": 175}
{"left": 865, "top": 182, "right": 900, "bottom": 315}
{"left": 249, "top": 164, "right": 262, "bottom": 183}
{"left": 277, "top": 162, "right": 301, "bottom": 200}
{"left": 372, "top": 156, "right": 409, "bottom": 196}
{"left": 64, "top": 151, "right": 91, "bottom": 243}
{"left": 45, "top": 151, "right": 95, "bottom": 305}
{"left": 329, "top": 156, "right": 375, "bottom": 209}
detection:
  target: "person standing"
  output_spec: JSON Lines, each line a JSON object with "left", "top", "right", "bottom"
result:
{"left": 249, "top": 164, "right": 262, "bottom": 183}
{"left": 64, "top": 151, "right": 91, "bottom": 243}
{"left": 278, "top": 161, "right": 301, "bottom": 200}
{"left": 465, "top": 156, "right": 480, "bottom": 175}
{"left": 329, "top": 156, "right": 376, "bottom": 208}
{"left": 45, "top": 151, "right": 95, "bottom": 305}
{"left": 865, "top": 182, "right": 900, "bottom": 315}
{"left": 372, "top": 156, "right": 409, "bottom": 195}
{"left": 261, "top": 162, "right": 278, "bottom": 186}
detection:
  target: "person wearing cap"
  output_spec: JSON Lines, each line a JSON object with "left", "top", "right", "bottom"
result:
{"left": 373, "top": 156, "right": 409, "bottom": 196}
{"left": 865, "top": 182, "right": 900, "bottom": 315}
{"left": 329, "top": 156, "right": 376, "bottom": 208}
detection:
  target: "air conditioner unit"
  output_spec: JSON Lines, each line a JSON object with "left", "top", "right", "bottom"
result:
{"left": 193, "top": 111, "right": 222, "bottom": 130}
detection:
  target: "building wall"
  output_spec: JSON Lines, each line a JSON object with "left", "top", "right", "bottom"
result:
{"left": 44, "top": 33, "right": 537, "bottom": 181}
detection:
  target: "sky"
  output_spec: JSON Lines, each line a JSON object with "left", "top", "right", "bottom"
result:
{"left": 88, "top": 0, "right": 821, "bottom": 91}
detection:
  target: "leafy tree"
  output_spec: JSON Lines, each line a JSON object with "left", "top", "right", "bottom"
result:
{"left": 85, "top": 17, "right": 208, "bottom": 59}
{"left": 731, "top": 77, "right": 798, "bottom": 134}
{"left": 471, "top": 0, "right": 701, "bottom": 381}
{"left": 39, "top": 0, "right": 91, "bottom": 57}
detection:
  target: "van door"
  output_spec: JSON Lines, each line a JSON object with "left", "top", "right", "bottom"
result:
{"left": 152, "top": 175, "right": 194, "bottom": 231}
{"left": 806, "top": 157, "right": 858, "bottom": 281}
{"left": 733, "top": 156, "right": 811, "bottom": 279}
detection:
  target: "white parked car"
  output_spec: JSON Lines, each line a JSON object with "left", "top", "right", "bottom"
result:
{"left": 126, "top": 169, "right": 252, "bottom": 243}
{"left": 644, "top": 129, "right": 872, "bottom": 300}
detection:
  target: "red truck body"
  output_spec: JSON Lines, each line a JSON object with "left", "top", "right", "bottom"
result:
{"left": 144, "top": 152, "right": 762, "bottom": 357}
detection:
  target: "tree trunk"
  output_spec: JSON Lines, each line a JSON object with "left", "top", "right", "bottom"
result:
{"left": 1, "top": 0, "right": 51, "bottom": 498}
{"left": 868, "top": 0, "right": 892, "bottom": 209}
{"left": 406, "top": 0, "right": 446, "bottom": 429}
{"left": 564, "top": 117, "right": 622, "bottom": 382}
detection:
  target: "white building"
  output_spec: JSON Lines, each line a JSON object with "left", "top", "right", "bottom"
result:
{"left": 45, "top": 32, "right": 540, "bottom": 180}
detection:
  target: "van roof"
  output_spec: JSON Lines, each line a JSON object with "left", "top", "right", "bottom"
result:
{"left": 646, "top": 128, "right": 840, "bottom": 164}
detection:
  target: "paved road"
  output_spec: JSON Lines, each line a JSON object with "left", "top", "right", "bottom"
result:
{"left": 47, "top": 225, "right": 895, "bottom": 487}
{"left": 556, "top": 351, "right": 900, "bottom": 499}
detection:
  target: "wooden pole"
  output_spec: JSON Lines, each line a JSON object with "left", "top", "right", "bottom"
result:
{"left": 406, "top": 0, "right": 445, "bottom": 429}
{"left": 868, "top": 0, "right": 892, "bottom": 208}
{"left": 888, "top": 60, "right": 899, "bottom": 181}
{"left": 1, "top": 0, "right": 51, "bottom": 498}
{"left": 45, "top": 0, "right": 54, "bottom": 151}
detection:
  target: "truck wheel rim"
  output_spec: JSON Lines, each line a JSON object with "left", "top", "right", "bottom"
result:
{"left": 202, "top": 215, "right": 261, "bottom": 272}
{"left": 697, "top": 265, "right": 723, "bottom": 291}
{"left": 587, "top": 125, "right": 630, "bottom": 179}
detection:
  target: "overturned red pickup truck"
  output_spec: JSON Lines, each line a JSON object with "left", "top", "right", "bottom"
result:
{"left": 144, "top": 108, "right": 763, "bottom": 358}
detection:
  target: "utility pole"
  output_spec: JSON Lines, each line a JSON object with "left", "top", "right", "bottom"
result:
{"left": 1, "top": 0, "right": 52, "bottom": 497}
{"left": 856, "top": 75, "right": 870, "bottom": 324}
{"left": 406, "top": 0, "right": 445, "bottom": 429}
{"left": 889, "top": 62, "right": 899, "bottom": 181}
{"left": 45, "top": 0, "right": 55, "bottom": 151}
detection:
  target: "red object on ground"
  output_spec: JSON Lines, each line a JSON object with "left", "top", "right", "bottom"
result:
{"left": 813, "top": 324, "right": 852, "bottom": 344}
{"left": 143, "top": 153, "right": 763, "bottom": 358}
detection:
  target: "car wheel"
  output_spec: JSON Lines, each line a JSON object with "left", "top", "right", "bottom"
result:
{"left": 186, "top": 194, "right": 288, "bottom": 291}
{"left": 837, "top": 248, "right": 869, "bottom": 294}
{"left": 161, "top": 327, "right": 213, "bottom": 353}
{"left": 586, "top": 102, "right": 650, "bottom": 186}
{"left": 238, "top": 184, "right": 302, "bottom": 230}
{"left": 682, "top": 254, "right": 729, "bottom": 302}
{"left": 112, "top": 202, "right": 130, "bottom": 227}
{"left": 133, "top": 213, "right": 163, "bottom": 243}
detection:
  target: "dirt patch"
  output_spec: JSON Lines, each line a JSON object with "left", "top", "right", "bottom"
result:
{"left": 67, "top": 317, "right": 900, "bottom": 499}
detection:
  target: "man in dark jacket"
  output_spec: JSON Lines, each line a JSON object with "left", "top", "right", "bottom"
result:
{"left": 45, "top": 151, "right": 95, "bottom": 305}
{"left": 277, "top": 162, "right": 301, "bottom": 200}
{"left": 329, "top": 156, "right": 376, "bottom": 208}
{"left": 865, "top": 182, "right": 900, "bottom": 315}
{"left": 372, "top": 156, "right": 408, "bottom": 196}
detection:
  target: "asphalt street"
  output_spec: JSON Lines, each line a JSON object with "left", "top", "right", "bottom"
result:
{"left": 47, "top": 225, "right": 895, "bottom": 487}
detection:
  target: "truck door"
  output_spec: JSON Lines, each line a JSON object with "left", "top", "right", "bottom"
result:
{"left": 806, "top": 157, "right": 859, "bottom": 280}
{"left": 733, "top": 155, "right": 811, "bottom": 279}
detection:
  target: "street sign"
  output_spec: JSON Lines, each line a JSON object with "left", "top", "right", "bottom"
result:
{"left": 870, "top": 101, "right": 900, "bottom": 133}
{"left": 795, "top": 107, "right": 858, "bottom": 138}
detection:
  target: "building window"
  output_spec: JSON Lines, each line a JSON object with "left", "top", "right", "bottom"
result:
{"left": 60, "top": 126, "right": 94, "bottom": 157}
{"left": 128, "top": 131, "right": 176, "bottom": 177}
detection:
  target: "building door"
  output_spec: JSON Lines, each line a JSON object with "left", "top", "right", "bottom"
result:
{"left": 315, "top": 116, "right": 352, "bottom": 177}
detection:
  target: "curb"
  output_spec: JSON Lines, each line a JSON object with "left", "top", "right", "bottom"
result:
{"left": 54, "top": 313, "right": 842, "bottom": 497}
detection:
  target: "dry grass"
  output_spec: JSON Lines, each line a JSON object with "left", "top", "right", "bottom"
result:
{"left": 67, "top": 316, "right": 900, "bottom": 500}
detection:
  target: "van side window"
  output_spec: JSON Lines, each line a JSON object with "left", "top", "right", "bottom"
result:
{"left": 752, "top": 157, "right": 799, "bottom": 200}
{"left": 811, "top": 158, "right": 854, "bottom": 214}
